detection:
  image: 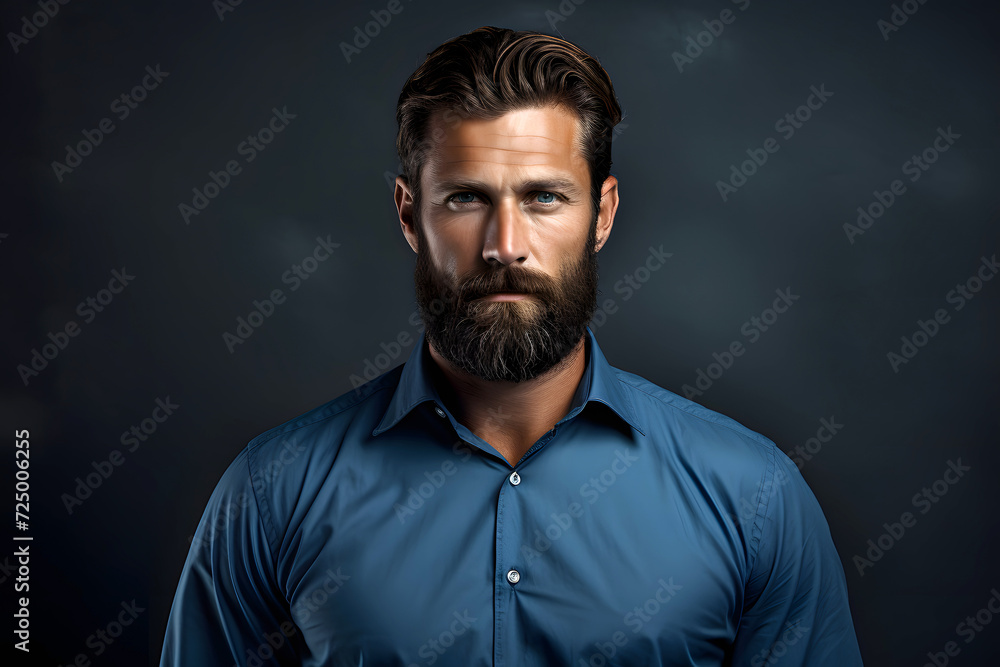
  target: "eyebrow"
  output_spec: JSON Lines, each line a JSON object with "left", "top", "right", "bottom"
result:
{"left": 430, "top": 178, "right": 583, "bottom": 198}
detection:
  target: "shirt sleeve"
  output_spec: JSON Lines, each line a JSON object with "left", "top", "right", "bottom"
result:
{"left": 729, "top": 447, "right": 864, "bottom": 666}
{"left": 159, "top": 448, "right": 305, "bottom": 666}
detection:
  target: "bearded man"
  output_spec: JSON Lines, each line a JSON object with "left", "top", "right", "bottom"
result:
{"left": 160, "top": 26, "right": 864, "bottom": 667}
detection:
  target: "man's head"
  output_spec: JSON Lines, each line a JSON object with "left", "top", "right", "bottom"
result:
{"left": 393, "top": 27, "right": 623, "bottom": 383}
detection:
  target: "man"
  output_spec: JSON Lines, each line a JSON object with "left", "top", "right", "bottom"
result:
{"left": 160, "top": 26, "right": 864, "bottom": 666}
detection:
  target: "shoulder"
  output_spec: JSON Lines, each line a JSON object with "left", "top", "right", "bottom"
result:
{"left": 609, "top": 365, "right": 818, "bottom": 566}
{"left": 612, "top": 365, "right": 779, "bottom": 471}
{"left": 244, "top": 364, "right": 403, "bottom": 480}
{"left": 207, "top": 366, "right": 403, "bottom": 551}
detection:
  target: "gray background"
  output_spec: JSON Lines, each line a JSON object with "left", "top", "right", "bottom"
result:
{"left": 2, "top": 0, "right": 998, "bottom": 664}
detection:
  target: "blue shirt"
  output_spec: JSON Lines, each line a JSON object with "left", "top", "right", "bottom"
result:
{"left": 160, "top": 326, "right": 863, "bottom": 666}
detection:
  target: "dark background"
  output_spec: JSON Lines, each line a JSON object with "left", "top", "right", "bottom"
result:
{"left": 2, "top": 0, "right": 998, "bottom": 665}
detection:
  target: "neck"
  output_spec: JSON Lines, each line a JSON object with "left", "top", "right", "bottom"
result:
{"left": 426, "top": 334, "right": 588, "bottom": 464}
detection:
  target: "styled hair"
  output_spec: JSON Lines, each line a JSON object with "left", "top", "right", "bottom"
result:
{"left": 395, "top": 26, "right": 623, "bottom": 221}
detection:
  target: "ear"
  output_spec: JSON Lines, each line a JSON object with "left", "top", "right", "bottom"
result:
{"left": 395, "top": 175, "right": 419, "bottom": 254}
{"left": 594, "top": 175, "right": 619, "bottom": 253}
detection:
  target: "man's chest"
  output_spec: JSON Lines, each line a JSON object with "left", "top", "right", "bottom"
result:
{"left": 276, "top": 440, "right": 752, "bottom": 666}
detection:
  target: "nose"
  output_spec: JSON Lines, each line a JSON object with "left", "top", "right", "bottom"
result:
{"left": 482, "top": 197, "right": 529, "bottom": 266}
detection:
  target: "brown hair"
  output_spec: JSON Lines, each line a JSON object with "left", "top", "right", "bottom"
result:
{"left": 395, "top": 26, "right": 623, "bottom": 221}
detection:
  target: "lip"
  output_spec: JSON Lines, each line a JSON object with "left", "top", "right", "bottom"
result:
{"left": 479, "top": 292, "right": 532, "bottom": 301}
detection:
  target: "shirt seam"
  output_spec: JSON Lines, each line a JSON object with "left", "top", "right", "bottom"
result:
{"left": 249, "top": 375, "right": 397, "bottom": 451}
{"left": 749, "top": 445, "right": 777, "bottom": 576}
{"left": 247, "top": 445, "right": 280, "bottom": 567}
{"left": 246, "top": 379, "right": 396, "bottom": 564}
{"left": 615, "top": 372, "right": 775, "bottom": 449}
{"left": 243, "top": 447, "right": 288, "bottom": 604}
{"left": 614, "top": 372, "right": 777, "bottom": 585}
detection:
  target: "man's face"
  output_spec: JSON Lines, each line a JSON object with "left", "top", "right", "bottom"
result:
{"left": 396, "top": 104, "right": 617, "bottom": 383}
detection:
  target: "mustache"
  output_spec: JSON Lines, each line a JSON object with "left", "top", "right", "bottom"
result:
{"left": 457, "top": 266, "right": 554, "bottom": 301}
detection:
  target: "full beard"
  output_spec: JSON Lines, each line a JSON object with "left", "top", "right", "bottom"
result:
{"left": 413, "top": 216, "right": 599, "bottom": 383}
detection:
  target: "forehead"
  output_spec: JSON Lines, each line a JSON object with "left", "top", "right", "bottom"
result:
{"left": 422, "top": 104, "right": 587, "bottom": 187}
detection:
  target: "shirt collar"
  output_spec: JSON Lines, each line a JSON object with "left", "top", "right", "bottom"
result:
{"left": 372, "top": 326, "right": 645, "bottom": 437}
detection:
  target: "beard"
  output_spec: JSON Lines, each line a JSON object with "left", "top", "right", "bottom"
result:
{"left": 413, "top": 210, "right": 599, "bottom": 384}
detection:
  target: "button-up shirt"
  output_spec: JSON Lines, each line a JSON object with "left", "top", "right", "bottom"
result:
{"left": 160, "top": 326, "right": 863, "bottom": 666}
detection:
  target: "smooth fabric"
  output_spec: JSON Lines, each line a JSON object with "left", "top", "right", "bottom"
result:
{"left": 160, "top": 326, "right": 864, "bottom": 666}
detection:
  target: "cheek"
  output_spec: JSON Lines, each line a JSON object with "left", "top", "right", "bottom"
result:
{"left": 534, "top": 222, "right": 588, "bottom": 267}
{"left": 427, "top": 225, "right": 484, "bottom": 275}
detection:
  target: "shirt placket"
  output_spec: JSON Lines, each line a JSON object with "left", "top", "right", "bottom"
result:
{"left": 492, "top": 427, "right": 559, "bottom": 667}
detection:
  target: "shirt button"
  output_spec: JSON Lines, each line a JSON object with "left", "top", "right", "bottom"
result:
{"left": 434, "top": 406, "right": 446, "bottom": 418}
{"left": 506, "top": 569, "right": 520, "bottom": 585}
{"left": 509, "top": 471, "right": 520, "bottom": 486}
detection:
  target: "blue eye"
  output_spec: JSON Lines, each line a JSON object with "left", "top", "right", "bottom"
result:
{"left": 536, "top": 192, "right": 556, "bottom": 204}
{"left": 452, "top": 192, "right": 477, "bottom": 203}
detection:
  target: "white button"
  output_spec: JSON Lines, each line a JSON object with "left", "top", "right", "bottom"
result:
{"left": 509, "top": 471, "right": 520, "bottom": 486}
{"left": 507, "top": 569, "right": 520, "bottom": 584}
{"left": 434, "top": 406, "right": 446, "bottom": 418}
